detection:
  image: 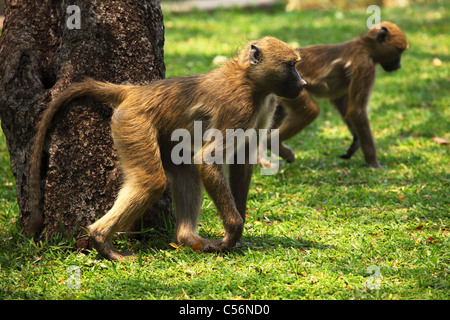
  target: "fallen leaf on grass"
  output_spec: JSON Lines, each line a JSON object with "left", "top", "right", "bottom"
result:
{"left": 432, "top": 137, "right": 450, "bottom": 144}
{"left": 182, "top": 288, "right": 189, "bottom": 299}
{"left": 426, "top": 237, "right": 438, "bottom": 244}
{"left": 169, "top": 242, "right": 183, "bottom": 249}
{"left": 186, "top": 270, "right": 203, "bottom": 276}
{"left": 432, "top": 58, "right": 442, "bottom": 67}
{"left": 76, "top": 237, "right": 90, "bottom": 249}
{"left": 191, "top": 242, "right": 203, "bottom": 251}
{"left": 86, "top": 260, "right": 109, "bottom": 269}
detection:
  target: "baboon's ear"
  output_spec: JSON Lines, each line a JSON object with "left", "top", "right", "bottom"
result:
{"left": 376, "top": 26, "right": 389, "bottom": 43}
{"left": 249, "top": 44, "right": 262, "bottom": 65}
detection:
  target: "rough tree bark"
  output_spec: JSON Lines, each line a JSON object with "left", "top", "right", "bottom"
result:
{"left": 0, "top": 0, "right": 174, "bottom": 244}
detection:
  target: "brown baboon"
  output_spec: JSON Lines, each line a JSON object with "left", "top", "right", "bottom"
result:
{"left": 273, "top": 21, "right": 408, "bottom": 168}
{"left": 28, "top": 37, "right": 306, "bottom": 260}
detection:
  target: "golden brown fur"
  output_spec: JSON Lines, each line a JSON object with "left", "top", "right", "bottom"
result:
{"left": 272, "top": 21, "right": 408, "bottom": 168}
{"left": 28, "top": 37, "right": 306, "bottom": 260}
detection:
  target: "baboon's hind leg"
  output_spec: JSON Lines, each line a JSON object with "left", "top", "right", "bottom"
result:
{"left": 88, "top": 124, "right": 166, "bottom": 261}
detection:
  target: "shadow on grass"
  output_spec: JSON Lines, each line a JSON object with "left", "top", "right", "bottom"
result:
{"left": 130, "top": 231, "right": 336, "bottom": 258}
{"left": 239, "top": 234, "right": 336, "bottom": 252}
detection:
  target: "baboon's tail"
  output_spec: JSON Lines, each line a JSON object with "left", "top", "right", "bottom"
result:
{"left": 27, "top": 78, "right": 128, "bottom": 237}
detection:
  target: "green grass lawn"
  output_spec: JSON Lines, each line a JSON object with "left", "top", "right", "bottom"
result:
{"left": 0, "top": 2, "right": 449, "bottom": 300}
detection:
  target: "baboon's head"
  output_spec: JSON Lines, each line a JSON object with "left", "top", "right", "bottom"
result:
{"left": 243, "top": 37, "right": 307, "bottom": 99}
{"left": 365, "top": 21, "right": 408, "bottom": 72}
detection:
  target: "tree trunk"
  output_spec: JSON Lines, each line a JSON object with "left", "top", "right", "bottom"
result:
{"left": 0, "top": 0, "right": 174, "bottom": 244}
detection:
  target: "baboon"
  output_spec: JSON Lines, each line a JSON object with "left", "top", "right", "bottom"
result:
{"left": 273, "top": 21, "right": 408, "bottom": 168}
{"left": 28, "top": 37, "right": 306, "bottom": 260}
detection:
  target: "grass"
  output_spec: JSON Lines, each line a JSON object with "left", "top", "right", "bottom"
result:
{"left": 0, "top": 2, "right": 449, "bottom": 300}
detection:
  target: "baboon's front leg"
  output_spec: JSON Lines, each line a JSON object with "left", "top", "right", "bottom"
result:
{"left": 346, "top": 110, "right": 382, "bottom": 168}
{"left": 197, "top": 162, "right": 244, "bottom": 252}
{"left": 332, "top": 96, "right": 361, "bottom": 160}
